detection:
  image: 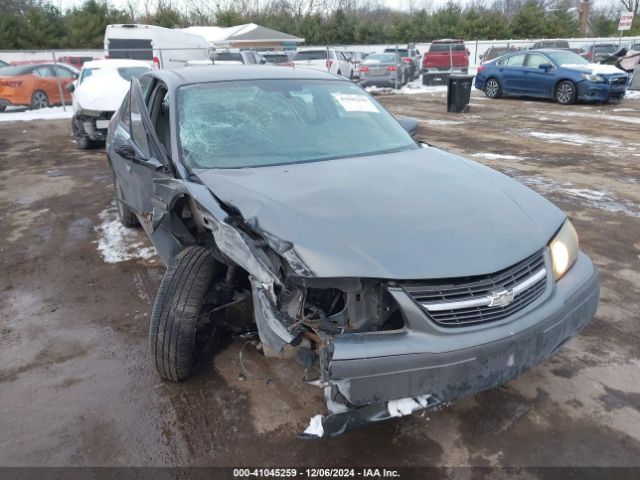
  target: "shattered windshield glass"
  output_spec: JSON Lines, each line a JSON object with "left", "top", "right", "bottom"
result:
{"left": 177, "top": 79, "right": 417, "bottom": 169}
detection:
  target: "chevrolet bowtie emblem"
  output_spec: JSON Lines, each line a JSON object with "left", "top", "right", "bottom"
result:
{"left": 488, "top": 289, "right": 515, "bottom": 307}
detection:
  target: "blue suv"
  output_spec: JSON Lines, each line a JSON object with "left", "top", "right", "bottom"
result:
{"left": 475, "top": 49, "right": 628, "bottom": 104}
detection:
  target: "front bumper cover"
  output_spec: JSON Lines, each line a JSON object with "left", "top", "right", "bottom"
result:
{"left": 303, "top": 251, "right": 599, "bottom": 438}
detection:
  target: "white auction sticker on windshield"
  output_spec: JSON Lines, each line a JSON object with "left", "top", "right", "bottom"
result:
{"left": 332, "top": 93, "right": 379, "bottom": 112}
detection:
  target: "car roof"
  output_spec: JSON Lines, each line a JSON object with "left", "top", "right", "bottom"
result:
{"left": 150, "top": 65, "right": 341, "bottom": 89}
{"left": 82, "top": 59, "right": 150, "bottom": 69}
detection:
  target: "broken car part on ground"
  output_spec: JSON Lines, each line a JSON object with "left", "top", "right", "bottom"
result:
{"left": 105, "top": 66, "right": 600, "bottom": 438}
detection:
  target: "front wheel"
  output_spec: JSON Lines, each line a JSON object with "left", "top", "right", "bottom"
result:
{"left": 555, "top": 81, "right": 576, "bottom": 105}
{"left": 149, "top": 246, "right": 227, "bottom": 382}
{"left": 484, "top": 78, "right": 501, "bottom": 99}
{"left": 72, "top": 117, "right": 99, "bottom": 150}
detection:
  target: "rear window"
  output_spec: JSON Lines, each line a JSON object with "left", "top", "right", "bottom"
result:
{"left": 429, "top": 43, "right": 466, "bottom": 53}
{"left": 385, "top": 49, "right": 408, "bottom": 56}
{"left": 0, "top": 65, "right": 33, "bottom": 76}
{"left": 593, "top": 45, "right": 617, "bottom": 53}
{"left": 366, "top": 54, "right": 396, "bottom": 63}
{"left": 265, "top": 54, "right": 289, "bottom": 64}
{"left": 213, "top": 52, "right": 244, "bottom": 62}
{"left": 108, "top": 39, "right": 153, "bottom": 61}
{"left": 117, "top": 66, "right": 151, "bottom": 81}
{"left": 294, "top": 50, "right": 327, "bottom": 61}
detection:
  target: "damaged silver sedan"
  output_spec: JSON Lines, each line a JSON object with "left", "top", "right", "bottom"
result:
{"left": 105, "top": 66, "right": 600, "bottom": 438}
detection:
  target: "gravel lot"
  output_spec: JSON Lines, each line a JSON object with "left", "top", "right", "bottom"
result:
{"left": 1, "top": 90, "right": 639, "bottom": 469}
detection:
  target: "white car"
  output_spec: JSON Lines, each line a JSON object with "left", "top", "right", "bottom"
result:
{"left": 69, "top": 59, "right": 150, "bottom": 149}
{"left": 292, "top": 48, "right": 354, "bottom": 79}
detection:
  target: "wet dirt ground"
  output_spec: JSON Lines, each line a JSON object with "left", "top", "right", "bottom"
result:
{"left": 1, "top": 91, "right": 639, "bottom": 469}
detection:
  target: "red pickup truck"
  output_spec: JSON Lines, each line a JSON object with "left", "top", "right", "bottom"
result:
{"left": 422, "top": 39, "right": 469, "bottom": 85}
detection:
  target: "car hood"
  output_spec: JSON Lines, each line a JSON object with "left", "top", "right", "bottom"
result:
{"left": 194, "top": 147, "right": 565, "bottom": 279}
{"left": 75, "top": 71, "right": 129, "bottom": 112}
{"left": 560, "top": 63, "right": 625, "bottom": 76}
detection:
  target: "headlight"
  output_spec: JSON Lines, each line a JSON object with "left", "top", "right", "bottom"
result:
{"left": 549, "top": 220, "right": 579, "bottom": 280}
{"left": 581, "top": 73, "right": 604, "bottom": 82}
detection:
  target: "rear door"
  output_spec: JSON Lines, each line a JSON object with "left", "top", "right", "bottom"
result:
{"left": 53, "top": 65, "right": 77, "bottom": 103}
{"left": 498, "top": 53, "right": 527, "bottom": 93}
{"left": 522, "top": 53, "right": 556, "bottom": 97}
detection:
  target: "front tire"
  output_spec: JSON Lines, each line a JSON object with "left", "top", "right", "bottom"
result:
{"left": 555, "top": 80, "right": 576, "bottom": 105}
{"left": 30, "top": 90, "right": 49, "bottom": 110}
{"left": 150, "top": 246, "right": 227, "bottom": 382}
{"left": 72, "top": 117, "right": 99, "bottom": 150}
{"left": 484, "top": 78, "right": 501, "bottom": 99}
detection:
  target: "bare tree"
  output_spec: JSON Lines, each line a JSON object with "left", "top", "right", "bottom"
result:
{"left": 621, "top": 0, "right": 640, "bottom": 15}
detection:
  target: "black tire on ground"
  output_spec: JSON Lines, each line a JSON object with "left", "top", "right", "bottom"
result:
{"left": 555, "top": 80, "right": 577, "bottom": 105}
{"left": 150, "top": 246, "right": 226, "bottom": 382}
{"left": 113, "top": 173, "right": 138, "bottom": 228}
{"left": 0, "top": 105, "right": 5, "bottom": 112}
{"left": 423, "top": 75, "right": 432, "bottom": 86}
{"left": 72, "top": 117, "right": 99, "bottom": 150}
{"left": 483, "top": 78, "right": 502, "bottom": 99}
{"left": 396, "top": 72, "right": 406, "bottom": 89}
{"left": 30, "top": 90, "right": 49, "bottom": 110}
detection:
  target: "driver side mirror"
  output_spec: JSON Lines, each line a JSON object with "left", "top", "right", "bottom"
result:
{"left": 539, "top": 63, "right": 553, "bottom": 71}
{"left": 397, "top": 117, "right": 418, "bottom": 137}
{"left": 65, "top": 82, "right": 76, "bottom": 92}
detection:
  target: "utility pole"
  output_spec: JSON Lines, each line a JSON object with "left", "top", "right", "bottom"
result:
{"left": 578, "top": 0, "right": 590, "bottom": 36}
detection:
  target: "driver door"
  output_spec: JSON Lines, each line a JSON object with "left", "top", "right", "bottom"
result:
{"left": 114, "top": 77, "right": 172, "bottom": 230}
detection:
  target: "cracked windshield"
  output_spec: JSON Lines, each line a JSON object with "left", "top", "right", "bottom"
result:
{"left": 178, "top": 79, "right": 417, "bottom": 168}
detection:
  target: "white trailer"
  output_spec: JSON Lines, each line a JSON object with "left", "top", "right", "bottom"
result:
{"left": 104, "top": 24, "right": 210, "bottom": 70}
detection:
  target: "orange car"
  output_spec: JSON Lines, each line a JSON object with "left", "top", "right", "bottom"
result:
{"left": 0, "top": 63, "right": 78, "bottom": 111}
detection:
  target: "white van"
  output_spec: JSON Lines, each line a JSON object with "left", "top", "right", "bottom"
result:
{"left": 104, "top": 24, "right": 210, "bottom": 70}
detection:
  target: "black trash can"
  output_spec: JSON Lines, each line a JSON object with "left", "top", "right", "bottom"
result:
{"left": 447, "top": 75, "right": 474, "bottom": 113}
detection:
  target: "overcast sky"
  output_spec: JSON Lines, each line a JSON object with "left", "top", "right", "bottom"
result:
{"left": 53, "top": 0, "right": 616, "bottom": 14}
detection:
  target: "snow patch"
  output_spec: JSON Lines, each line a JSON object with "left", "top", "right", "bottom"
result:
{"left": 303, "top": 414, "right": 324, "bottom": 438}
{"left": 472, "top": 153, "right": 529, "bottom": 161}
{"left": 526, "top": 131, "right": 620, "bottom": 146}
{"left": 426, "top": 119, "right": 464, "bottom": 126}
{"left": 506, "top": 170, "right": 640, "bottom": 218}
{"left": 626, "top": 90, "right": 640, "bottom": 100}
{"left": 94, "top": 207, "right": 158, "bottom": 263}
{"left": 388, "top": 394, "right": 431, "bottom": 418}
{"left": 0, "top": 106, "right": 73, "bottom": 122}
{"left": 561, "top": 63, "right": 627, "bottom": 75}
{"left": 543, "top": 110, "right": 640, "bottom": 125}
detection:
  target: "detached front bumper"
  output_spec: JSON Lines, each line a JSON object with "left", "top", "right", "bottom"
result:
{"left": 306, "top": 252, "right": 599, "bottom": 437}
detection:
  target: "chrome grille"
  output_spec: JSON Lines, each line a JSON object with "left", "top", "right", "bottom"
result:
{"left": 404, "top": 250, "right": 547, "bottom": 327}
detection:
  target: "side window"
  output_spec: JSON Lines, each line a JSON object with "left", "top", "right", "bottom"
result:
{"left": 120, "top": 91, "right": 131, "bottom": 132}
{"left": 139, "top": 76, "right": 153, "bottom": 100}
{"left": 526, "top": 54, "right": 549, "bottom": 68}
{"left": 130, "top": 86, "right": 150, "bottom": 158}
{"left": 55, "top": 66, "right": 75, "bottom": 78}
{"left": 33, "top": 66, "right": 54, "bottom": 77}
{"left": 505, "top": 54, "right": 526, "bottom": 67}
